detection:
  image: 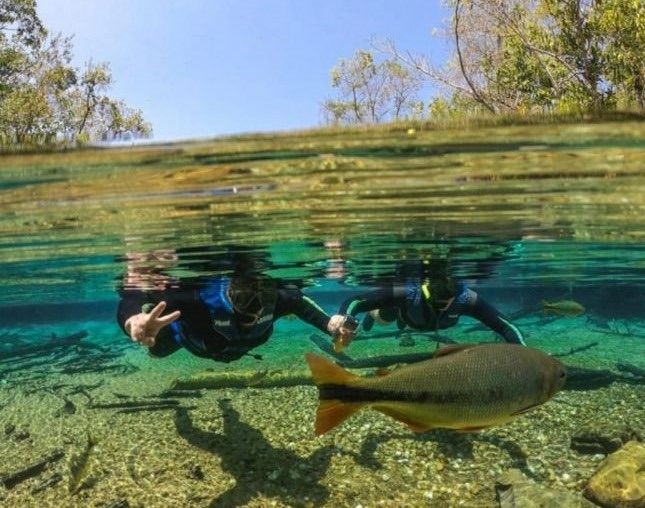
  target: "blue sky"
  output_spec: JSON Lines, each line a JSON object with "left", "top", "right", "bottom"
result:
{"left": 38, "top": 1, "right": 451, "bottom": 142}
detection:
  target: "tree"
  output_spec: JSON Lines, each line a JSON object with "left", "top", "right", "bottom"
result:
{"left": 377, "top": 0, "right": 644, "bottom": 117}
{"left": 0, "top": 0, "right": 151, "bottom": 148}
{"left": 590, "top": 0, "right": 645, "bottom": 109}
{"left": 322, "top": 50, "right": 423, "bottom": 125}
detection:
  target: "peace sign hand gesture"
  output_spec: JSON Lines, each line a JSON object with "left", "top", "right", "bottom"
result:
{"left": 125, "top": 301, "right": 181, "bottom": 347}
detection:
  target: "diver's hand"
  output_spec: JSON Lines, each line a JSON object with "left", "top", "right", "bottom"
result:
{"left": 125, "top": 301, "right": 181, "bottom": 347}
{"left": 327, "top": 314, "right": 357, "bottom": 353}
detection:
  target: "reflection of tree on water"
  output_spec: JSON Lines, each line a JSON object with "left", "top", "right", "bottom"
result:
{"left": 119, "top": 245, "right": 273, "bottom": 285}
{"left": 173, "top": 400, "right": 336, "bottom": 507}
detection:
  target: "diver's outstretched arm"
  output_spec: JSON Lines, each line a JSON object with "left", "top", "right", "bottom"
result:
{"left": 461, "top": 291, "right": 526, "bottom": 345}
{"left": 338, "top": 285, "right": 405, "bottom": 316}
{"left": 124, "top": 301, "right": 181, "bottom": 348}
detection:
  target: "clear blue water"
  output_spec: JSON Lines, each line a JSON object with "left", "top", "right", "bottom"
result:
{"left": 0, "top": 124, "right": 643, "bottom": 506}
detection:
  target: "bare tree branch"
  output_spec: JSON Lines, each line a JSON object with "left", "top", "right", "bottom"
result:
{"left": 454, "top": 0, "right": 497, "bottom": 113}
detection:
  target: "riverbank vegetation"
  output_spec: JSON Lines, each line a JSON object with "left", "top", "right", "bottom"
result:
{"left": 323, "top": 0, "right": 644, "bottom": 125}
{"left": 0, "top": 0, "right": 150, "bottom": 151}
{"left": 1, "top": 0, "right": 642, "bottom": 153}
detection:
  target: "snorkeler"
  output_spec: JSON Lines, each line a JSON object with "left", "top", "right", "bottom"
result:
{"left": 118, "top": 251, "right": 356, "bottom": 362}
{"left": 337, "top": 259, "right": 525, "bottom": 350}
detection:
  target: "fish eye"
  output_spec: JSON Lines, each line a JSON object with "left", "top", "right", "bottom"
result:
{"left": 559, "top": 371, "right": 566, "bottom": 378}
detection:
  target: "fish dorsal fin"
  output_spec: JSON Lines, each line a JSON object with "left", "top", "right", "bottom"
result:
{"left": 433, "top": 344, "right": 477, "bottom": 358}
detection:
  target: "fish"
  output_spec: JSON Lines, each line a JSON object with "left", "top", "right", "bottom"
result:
{"left": 541, "top": 300, "right": 585, "bottom": 317}
{"left": 305, "top": 343, "right": 566, "bottom": 436}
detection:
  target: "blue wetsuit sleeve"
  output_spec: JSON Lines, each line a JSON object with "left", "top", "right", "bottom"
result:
{"left": 338, "top": 286, "right": 406, "bottom": 316}
{"left": 460, "top": 290, "right": 526, "bottom": 345}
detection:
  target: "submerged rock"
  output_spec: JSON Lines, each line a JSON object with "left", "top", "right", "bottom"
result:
{"left": 584, "top": 441, "right": 645, "bottom": 508}
{"left": 495, "top": 468, "right": 595, "bottom": 508}
{"left": 572, "top": 421, "right": 642, "bottom": 455}
{"left": 13, "top": 429, "right": 30, "bottom": 441}
{"left": 55, "top": 399, "right": 77, "bottom": 417}
{"left": 185, "top": 462, "right": 205, "bottom": 481}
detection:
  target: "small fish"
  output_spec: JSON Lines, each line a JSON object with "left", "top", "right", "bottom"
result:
{"left": 68, "top": 433, "right": 97, "bottom": 493}
{"left": 541, "top": 300, "right": 585, "bottom": 317}
{"left": 306, "top": 343, "right": 566, "bottom": 435}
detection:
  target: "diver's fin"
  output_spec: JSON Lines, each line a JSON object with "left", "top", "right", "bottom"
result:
{"left": 305, "top": 352, "right": 358, "bottom": 386}
{"left": 433, "top": 344, "right": 477, "bottom": 359}
{"left": 375, "top": 406, "right": 432, "bottom": 433}
{"left": 315, "top": 400, "right": 363, "bottom": 436}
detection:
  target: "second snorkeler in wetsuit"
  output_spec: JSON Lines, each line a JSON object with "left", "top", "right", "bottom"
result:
{"left": 338, "top": 276, "right": 525, "bottom": 349}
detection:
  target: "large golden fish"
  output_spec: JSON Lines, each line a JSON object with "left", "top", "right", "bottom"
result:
{"left": 541, "top": 299, "right": 586, "bottom": 316}
{"left": 306, "top": 343, "right": 566, "bottom": 435}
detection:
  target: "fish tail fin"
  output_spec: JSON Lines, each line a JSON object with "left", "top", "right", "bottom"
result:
{"left": 315, "top": 400, "right": 363, "bottom": 436}
{"left": 305, "top": 352, "right": 358, "bottom": 386}
{"left": 305, "top": 353, "right": 363, "bottom": 435}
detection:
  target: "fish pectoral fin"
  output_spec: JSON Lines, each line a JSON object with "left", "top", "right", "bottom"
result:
{"left": 375, "top": 406, "right": 433, "bottom": 433}
{"left": 456, "top": 425, "right": 491, "bottom": 433}
{"left": 510, "top": 403, "right": 541, "bottom": 416}
{"left": 315, "top": 400, "right": 363, "bottom": 436}
{"left": 406, "top": 422, "right": 432, "bottom": 433}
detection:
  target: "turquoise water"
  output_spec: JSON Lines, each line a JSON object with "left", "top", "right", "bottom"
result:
{"left": 0, "top": 124, "right": 644, "bottom": 506}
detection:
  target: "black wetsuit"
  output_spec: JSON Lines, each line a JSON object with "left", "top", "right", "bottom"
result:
{"left": 339, "top": 283, "right": 525, "bottom": 345}
{"left": 117, "top": 279, "right": 332, "bottom": 362}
